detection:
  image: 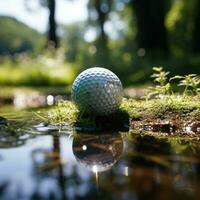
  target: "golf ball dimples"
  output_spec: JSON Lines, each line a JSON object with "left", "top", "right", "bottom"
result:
{"left": 71, "top": 67, "right": 123, "bottom": 115}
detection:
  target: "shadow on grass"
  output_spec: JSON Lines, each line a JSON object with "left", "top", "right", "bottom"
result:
{"left": 74, "top": 109, "right": 129, "bottom": 132}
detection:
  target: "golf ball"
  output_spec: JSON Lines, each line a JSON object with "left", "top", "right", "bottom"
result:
{"left": 71, "top": 67, "right": 123, "bottom": 115}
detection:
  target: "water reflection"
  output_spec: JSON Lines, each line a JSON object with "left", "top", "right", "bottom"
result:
{"left": 1, "top": 121, "right": 200, "bottom": 199}
{"left": 121, "top": 134, "right": 200, "bottom": 200}
{"left": 31, "top": 135, "right": 67, "bottom": 200}
{"left": 72, "top": 132, "right": 123, "bottom": 172}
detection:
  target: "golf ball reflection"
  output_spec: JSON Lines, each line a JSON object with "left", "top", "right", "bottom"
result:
{"left": 72, "top": 133, "right": 123, "bottom": 172}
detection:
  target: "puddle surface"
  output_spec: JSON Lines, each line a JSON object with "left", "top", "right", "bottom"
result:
{"left": 0, "top": 111, "right": 200, "bottom": 200}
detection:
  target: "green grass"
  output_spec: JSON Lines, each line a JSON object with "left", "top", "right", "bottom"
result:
{"left": 121, "top": 95, "right": 200, "bottom": 120}
{"left": 0, "top": 53, "right": 77, "bottom": 86}
{"left": 44, "top": 95, "right": 200, "bottom": 127}
{"left": 45, "top": 100, "right": 129, "bottom": 129}
{"left": 0, "top": 64, "right": 75, "bottom": 86}
{"left": 47, "top": 101, "right": 79, "bottom": 125}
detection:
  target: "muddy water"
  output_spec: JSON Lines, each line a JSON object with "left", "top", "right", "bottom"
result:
{"left": 0, "top": 111, "right": 200, "bottom": 200}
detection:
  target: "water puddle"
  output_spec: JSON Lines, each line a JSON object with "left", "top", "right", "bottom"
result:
{"left": 0, "top": 111, "right": 200, "bottom": 200}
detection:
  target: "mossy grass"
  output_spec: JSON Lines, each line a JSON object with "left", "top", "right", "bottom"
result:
{"left": 44, "top": 67, "right": 200, "bottom": 132}
{"left": 121, "top": 95, "right": 200, "bottom": 121}
{"left": 45, "top": 95, "right": 199, "bottom": 130}
{"left": 46, "top": 100, "right": 129, "bottom": 131}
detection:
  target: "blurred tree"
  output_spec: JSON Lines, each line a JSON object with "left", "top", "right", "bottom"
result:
{"left": 192, "top": 0, "right": 200, "bottom": 53}
{"left": 166, "top": 0, "right": 194, "bottom": 57}
{"left": 88, "top": 0, "right": 112, "bottom": 46}
{"left": 25, "top": 0, "right": 58, "bottom": 48}
{"left": 86, "top": 0, "right": 113, "bottom": 66}
{"left": 129, "top": 0, "right": 170, "bottom": 53}
{"left": 47, "top": 0, "right": 58, "bottom": 48}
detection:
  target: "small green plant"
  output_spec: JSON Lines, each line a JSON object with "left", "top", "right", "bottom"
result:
{"left": 145, "top": 67, "right": 171, "bottom": 100}
{"left": 146, "top": 67, "right": 200, "bottom": 100}
{"left": 151, "top": 67, "right": 169, "bottom": 86}
{"left": 170, "top": 74, "right": 200, "bottom": 95}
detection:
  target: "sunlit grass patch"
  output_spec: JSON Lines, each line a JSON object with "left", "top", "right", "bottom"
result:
{"left": 121, "top": 95, "right": 200, "bottom": 120}
{"left": 0, "top": 52, "right": 77, "bottom": 86}
{"left": 0, "top": 64, "right": 76, "bottom": 86}
{"left": 45, "top": 95, "right": 200, "bottom": 127}
{"left": 45, "top": 100, "right": 129, "bottom": 131}
{"left": 47, "top": 101, "right": 79, "bottom": 126}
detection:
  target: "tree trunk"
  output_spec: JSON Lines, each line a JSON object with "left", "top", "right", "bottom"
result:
{"left": 192, "top": 0, "right": 200, "bottom": 53}
{"left": 131, "top": 0, "right": 168, "bottom": 52}
{"left": 47, "top": 0, "right": 58, "bottom": 48}
{"left": 52, "top": 135, "right": 66, "bottom": 200}
{"left": 94, "top": 0, "right": 108, "bottom": 45}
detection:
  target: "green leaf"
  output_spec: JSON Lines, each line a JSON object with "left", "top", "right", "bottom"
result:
{"left": 152, "top": 66, "right": 163, "bottom": 72}
{"left": 169, "top": 75, "right": 183, "bottom": 81}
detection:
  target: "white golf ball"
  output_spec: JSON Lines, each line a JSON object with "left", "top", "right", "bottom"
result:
{"left": 71, "top": 67, "right": 123, "bottom": 115}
